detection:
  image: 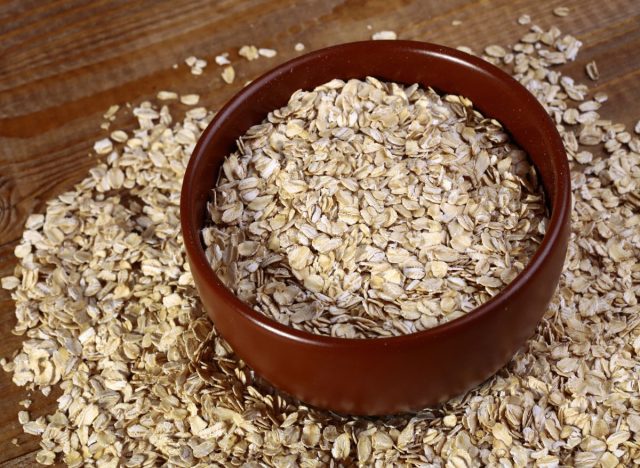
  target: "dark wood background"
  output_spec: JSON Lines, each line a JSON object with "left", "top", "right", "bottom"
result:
{"left": 1, "top": 0, "right": 638, "bottom": 464}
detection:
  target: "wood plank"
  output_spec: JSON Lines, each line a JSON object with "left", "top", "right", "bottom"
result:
{"left": 1, "top": 0, "right": 638, "bottom": 463}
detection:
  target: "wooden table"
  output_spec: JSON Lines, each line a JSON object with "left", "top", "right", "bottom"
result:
{"left": 1, "top": 0, "right": 638, "bottom": 464}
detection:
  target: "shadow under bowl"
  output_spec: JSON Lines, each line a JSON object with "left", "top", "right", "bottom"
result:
{"left": 180, "top": 41, "right": 571, "bottom": 416}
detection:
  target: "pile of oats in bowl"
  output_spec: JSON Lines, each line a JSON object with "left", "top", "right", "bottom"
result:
{"left": 205, "top": 78, "right": 548, "bottom": 338}
{"left": 2, "top": 16, "right": 640, "bottom": 467}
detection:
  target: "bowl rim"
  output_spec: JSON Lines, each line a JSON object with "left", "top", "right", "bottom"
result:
{"left": 180, "top": 40, "right": 571, "bottom": 349}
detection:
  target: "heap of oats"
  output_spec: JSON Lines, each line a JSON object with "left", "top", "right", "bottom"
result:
{"left": 2, "top": 21, "right": 640, "bottom": 467}
{"left": 205, "top": 78, "right": 547, "bottom": 338}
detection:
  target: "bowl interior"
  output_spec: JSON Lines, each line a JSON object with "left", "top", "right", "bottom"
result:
{"left": 181, "top": 40, "right": 569, "bottom": 343}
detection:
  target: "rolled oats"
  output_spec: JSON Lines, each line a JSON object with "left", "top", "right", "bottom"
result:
{"left": 157, "top": 90, "right": 179, "bottom": 100}
{"left": 221, "top": 65, "right": 236, "bottom": 84}
{"left": 239, "top": 45, "right": 259, "bottom": 61}
{"left": 518, "top": 14, "right": 531, "bottom": 25}
{"left": 180, "top": 93, "right": 200, "bottom": 105}
{"left": 371, "top": 30, "right": 397, "bottom": 40}
{"left": 2, "top": 17, "right": 639, "bottom": 468}
{"left": 185, "top": 55, "right": 207, "bottom": 75}
{"left": 553, "top": 6, "right": 570, "bottom": 17}
{"left": 258, "top": 48, "right": 277, "bottom": 58}
{"left": 215, "top": 53, "right": 231, "bottom": 65}
{"left": 586, "top": 60, "right": 599, "bottom": 80}
{"left": 92, "top": 138, "right": 112, "bottom": 155}
{"left": 205, "top": 77, "right": 547, "bottom": 338}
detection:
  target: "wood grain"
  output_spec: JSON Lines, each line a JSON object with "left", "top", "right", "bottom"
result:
{"left": 0, "top": 0, "right": 638, "bottom": 464}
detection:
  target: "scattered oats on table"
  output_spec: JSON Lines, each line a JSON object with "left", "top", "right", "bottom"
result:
{"left": 92, "top": 137, "right": 112, "bottom": 155}
{"left": 157, "top": 90, "right": 178, "bottom": 100}
{"left": 457, "top": 45, "right": 476, "bottom": 55}
{"left": 204, "top": 76, "right": 548, "bottom": 339}
{"left": 109, "top": 129, "right": 128, "bottom": 143}
{"left": 553, "top": 6, "right": 570, "bottom": 17}
{"left": 239, "top": 45, "right": 259, "bottom": 61}
{"left": 215, "top": 52, "right": 231, "bottom": 65}
{"left": 2, "top": 16, "right": 640, "bottom": 468}
{"left": 180, "top": 93, "right": 200, "bottom": 105}
{"left": 258, "top": 48, "right": 277, "bottom": 58}
{"left": 103, "top": 104, "right": 119, "bottom": 120}
{"left": 518, "top": 14, "right": 531, "bottom": 25}
{"left": 586, "top": 60, "right": 600, "bottom": 80}
{"left": 221, "top": 65, "right": 236, "bottom": 84}
{"left": 185, "top": 55, "right": 208, "bottom": 75}
{"left": 485, "top": 44, "right": 507, "bottom": 58}
{"left": 371, "top": 30, "right": 397, "bottom": 40}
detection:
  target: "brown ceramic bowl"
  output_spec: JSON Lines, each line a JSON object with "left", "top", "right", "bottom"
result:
{"left": 180, "top": 41, "right": 571, "bottom": 415}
